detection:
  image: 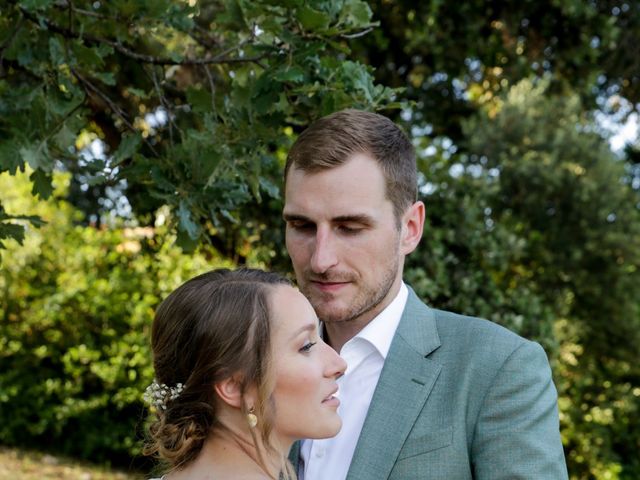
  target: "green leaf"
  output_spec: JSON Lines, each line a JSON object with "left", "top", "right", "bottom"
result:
{"left": 341, "top": 61, "right": 375, "bottom": 102}
{"left": 48, "top": 90, "right": 81, "bottom": 116}
{"left": 169, "top": 51, "right": 184, "bottom": 63}
{"left": 186, "top": 87, "right": 213, "bottom": 114}
{"left": 197, "top": 148, "right": 222, "bottom": 181}
{"left": 126, "top": 87, "right": 150, "bottom": 99}
{"left": 220, "top": 208, "right": 238, "bottom": 223}
{"left": 85, "top": 175, "right": 107, "bottom": 186}
{"left": 148, "top": 164, "right": 176, "bottom": 192}
{"left": 113, "top": 134, "right": 142, "bottom": 166}
{"left": 53, "top": 124, "right": 78, "bottom": 150}
{"left": 93, "top": 72, "right": 116, "bottom": 86}
{"left": 144, "top": 0, "right": 172, "bottom": 18}
{"left": 340, "top": 0, "right": 372, "bottom": 26}
{"left": 297, "top": 5, "right": 332, "bottom": 31}
{"left": 19, "top": 0, "right": 55, "bottom": 10}
{"left": 164, "top": 3, "right": 196, "bottom": 30}
{"left": 0, "top": 141, "right": 25, "bottom": 175}
{"left": 263, "top": 0, "right": 303, "bottom": 7}
{"left": 49, "top": 37, "right": 66, "bottom": 66}
{"left": 20, "top": 146, "right": 46, "bottom": 170}
{"left": 19, "top": 215, "right": 46, "bottom": 227}
{"left": 274, "top": 66, "right": 306, "bottom": 83}
{"left": 71, "top": 42, "right": 105, "bottom": 69}
{"left": 220, "top": 0, "right": 248, "bottom": 29}
{"left": 0, "top": 221, "right": 25, "bottom": 247}
{"left": 30, "top": 169, "right": 54, "bottom": 199}
{"left": 0, "top": 205, "right": 45, "bottom": 223}
{"left": 177, "top": 200, "right": 200, "bottom": 239}
{"left": 259, "top": 177, "right": 280, "bottom": 198}
{"left": 175, "top": 228, "right": 200, "bottom": 252}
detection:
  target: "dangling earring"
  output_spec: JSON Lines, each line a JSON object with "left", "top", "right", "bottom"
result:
{"left": 247, "top": 406, "right": 258, "bottom": 428}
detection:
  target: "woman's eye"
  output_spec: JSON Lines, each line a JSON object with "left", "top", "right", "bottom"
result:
{"left": 299, "top": 341, "right": 317, "bottom": 353}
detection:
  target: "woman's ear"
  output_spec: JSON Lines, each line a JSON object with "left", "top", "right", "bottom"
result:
{"left": 214, "top": 376, "right": 243, "bottom": 408}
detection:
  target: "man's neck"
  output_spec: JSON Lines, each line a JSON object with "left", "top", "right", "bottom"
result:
{"left": 323, "top": 280, "right": 403, "bottom": 353}
{"left": 324, "top": 321, "right": 367, "bottom": 353}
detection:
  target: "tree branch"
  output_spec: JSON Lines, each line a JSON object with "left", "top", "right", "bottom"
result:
{"left": 146, "top": 65, "right": 181, "bottom": 145}
{"left": 192, "top": 23, "right": 223, "bottom": 49}
{"left": 203, "top": 65, "right": 218, "bottom": 116}
{"left": 72, "top": 68, "right": 159, "bottom": 157}
{"left": 19, "top": 6, "right": 269, "bottom": 66}
{"left": 54, "top": 0, "right": 121, "bottom": 21}
{"left": 341, "top": 27, "right": 375, "bottom": 39}
{"left": 39, "top": 98, "right": 85, "bottom": 148}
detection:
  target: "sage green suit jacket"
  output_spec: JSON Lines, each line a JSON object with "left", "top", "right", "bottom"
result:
{"left": 291, "top": 287, "right": 568, "bottom": 479}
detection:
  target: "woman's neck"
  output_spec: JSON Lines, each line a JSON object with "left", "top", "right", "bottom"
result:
{"left": 166, "top": 431, "right": 286, "bottom": 480}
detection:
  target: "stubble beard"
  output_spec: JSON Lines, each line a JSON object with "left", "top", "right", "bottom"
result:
{"left": 302, "top": 254, "right": 401, "bottom": 324}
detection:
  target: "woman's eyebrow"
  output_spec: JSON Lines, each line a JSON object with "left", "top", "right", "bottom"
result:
{"left": 288, "top": 323, "right": 317, "bottom": 341}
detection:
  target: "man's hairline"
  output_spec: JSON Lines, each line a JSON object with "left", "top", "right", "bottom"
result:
{"left": 283, "top": 154, "right": 410, "bottom": 223}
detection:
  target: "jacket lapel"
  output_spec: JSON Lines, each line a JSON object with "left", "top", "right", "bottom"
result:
{"left": 346, "top": 288, "right": 441, "bottom": 480}
{"left": 288, "top": 440, "right": 301, "bottom": 474}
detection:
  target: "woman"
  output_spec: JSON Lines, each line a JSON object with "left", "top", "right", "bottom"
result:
{"left": 144, "top": 268, "right": 346, "bottom": 480}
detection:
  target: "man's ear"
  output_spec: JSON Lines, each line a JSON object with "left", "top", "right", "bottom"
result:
{"left": 214, "top": 376, "right": 243, "bottom": 408}
{"left": 400, "top": 200, "right": 425, "bottom": 256}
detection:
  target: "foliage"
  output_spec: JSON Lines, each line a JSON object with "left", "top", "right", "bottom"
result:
{"left": 405, "top": 141, "right": 557, "bottom": 349}
{"left": 1, "top": 1, "right": 639, "bottom": 478}
{"left": 0, "top": 0, "right": 399, "bottom": 253}
{"left": 463, "top": 79, "right": 640, "bottom": 361}
{"left": 0, "top": 170, "right": 223, "bottom": 464}
{"left": 556, "top": 320, "right": 640, "bottom": 480}
{"left": 406, "top": 79, "right": 640, "bottom": 479}
{"left": 352, "top": 0, "right": 640, "bottom": 141}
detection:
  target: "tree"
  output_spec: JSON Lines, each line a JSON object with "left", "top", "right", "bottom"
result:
{"left": 0, "top": 0, "right": 399, "bottom": 256}
{"left": 405, "top": 79, "right": 640, "bottom": 478}
{"left": 0, "top": 169, "right": 221, "bottom": 464}
{"left": 352, "top": 0, "right": 640, "bottom": 142}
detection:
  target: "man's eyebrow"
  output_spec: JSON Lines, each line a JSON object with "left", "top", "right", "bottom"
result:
{"left": 283, "top": 213, "right": 375, "bottom": 224}
{"left": 332, "top": 214, "right": 375, "bottom": 225}
{"left": 282, "top": 213, "right": 312, "bottom": 222}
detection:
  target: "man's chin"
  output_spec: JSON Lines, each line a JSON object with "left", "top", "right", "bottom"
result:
{"left": 312, "top": 304, "right": 354, "bottom": 324}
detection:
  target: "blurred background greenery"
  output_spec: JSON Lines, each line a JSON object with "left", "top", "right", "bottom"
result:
{"left": 1, "top": 0, "right": 639, "bottom": 478}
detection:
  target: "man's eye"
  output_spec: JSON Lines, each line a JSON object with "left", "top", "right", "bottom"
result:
{"left": 299, "top": 341, "right": 317, "bottom": 353}
{"left": 290, "top": 221, "right": 314, "bottom": 231}
{"left": 339, "top": 225, "right": 362, "bottom": 234}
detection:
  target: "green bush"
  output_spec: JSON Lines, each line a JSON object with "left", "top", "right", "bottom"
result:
{"left": 0, "top": 171, "right": 227, "bottom": 464}
{"left": 555, "top": 320, "right": 640, "bottom": 480}
{"left": 407, "top": 80, "right": 640, "bottom": 479}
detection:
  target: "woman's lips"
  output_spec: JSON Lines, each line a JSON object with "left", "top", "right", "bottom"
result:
{"left": 322, "top": 388, "right": 340, "bottom": 407}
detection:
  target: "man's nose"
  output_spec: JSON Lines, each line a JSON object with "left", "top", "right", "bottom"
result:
{"left": 310, "top": 229, "right": 338, "bottom": 273}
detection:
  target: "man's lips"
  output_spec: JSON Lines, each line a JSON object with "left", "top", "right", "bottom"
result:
{"left": 310, "top": 280, "right": 350, "bottom": 292}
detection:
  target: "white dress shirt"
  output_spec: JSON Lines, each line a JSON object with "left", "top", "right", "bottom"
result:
{"left": 299, "top": 283, "right": 409, "bottom": 480}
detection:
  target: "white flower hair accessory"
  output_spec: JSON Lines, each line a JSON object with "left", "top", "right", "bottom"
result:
{"left": 144, "top": 379, "right": 184, "bottom": 410}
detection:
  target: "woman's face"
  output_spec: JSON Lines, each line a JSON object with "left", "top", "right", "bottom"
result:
{"left": 268, "top": 285, "right": 347, "bottom": 446}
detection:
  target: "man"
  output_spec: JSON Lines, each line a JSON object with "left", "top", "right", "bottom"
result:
{"left": 282, "top": 109, "right": 568, "bottom": 479}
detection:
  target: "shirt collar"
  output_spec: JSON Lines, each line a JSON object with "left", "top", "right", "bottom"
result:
{"left": 351, "top": 282, "right": 408, "bottom": 359}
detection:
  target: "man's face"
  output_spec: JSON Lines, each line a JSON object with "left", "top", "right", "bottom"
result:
{"left": 283, "top": 153, "right": 407, "bottom": 326}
